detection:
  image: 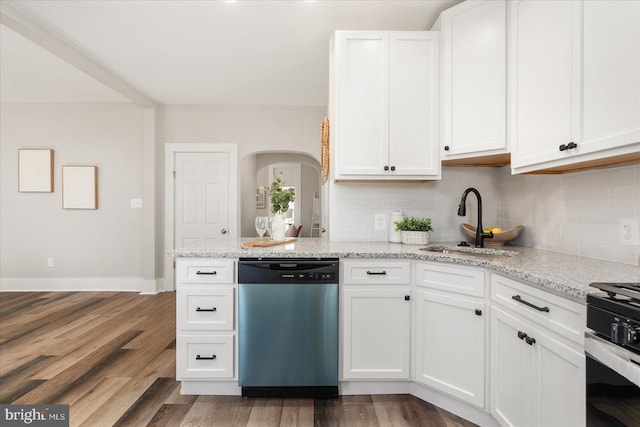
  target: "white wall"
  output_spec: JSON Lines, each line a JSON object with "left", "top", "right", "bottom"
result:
{"left": 500, "top": 164, "right": 640, "bottom": 265}
{"left": 0, "top": 103, "right": 155, "bottom": 291}
{"left": 157, "top": 104, "right": 326, "bottom": 244}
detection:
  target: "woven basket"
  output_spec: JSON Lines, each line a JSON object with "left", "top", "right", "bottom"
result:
{"left": 401, "top": 231, "right": 430, "bottom": 245}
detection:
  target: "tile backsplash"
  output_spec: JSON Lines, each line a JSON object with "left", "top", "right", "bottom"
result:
{"left": 329, "top": 167, "right": 502, "bottom": 244}
{"left": 329, "top": 164, "right": 640, "bottom": 266}
{"left": 500, "top": 164, "right": 640, "bottom": 266}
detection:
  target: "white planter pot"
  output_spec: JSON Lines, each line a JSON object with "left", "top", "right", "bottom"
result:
{"left": 271, "top": 213, "right": 286, "bottom": 241}
{"left": 401, "top": 231, "right": 430, "bottom": 245}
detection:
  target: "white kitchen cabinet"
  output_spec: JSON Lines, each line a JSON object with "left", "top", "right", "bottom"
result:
{"left": 510, "top": 0, "right": 640, "bottom": 174}
{"left": 491, "top": 306, "right": 585, "bottom": 427}
{"left": 439, "top": 0, "right": 509, "bottom": 163}
{"left": 490, "top": 272, "right": 585, "bottom": 427}
{"left": 332, "top": 31, "right": 440, "bottom": 180}
{"left": 176, "top": 259, "right": 237, "bottom": 382}
{"left": 341, "top": 260, "right": 411, "bottom": 379}
{"left": 414, "top": 262, "right": 487, "bottom": 408}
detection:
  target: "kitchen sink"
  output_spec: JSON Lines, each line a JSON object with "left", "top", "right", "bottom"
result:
{"left": 420, "top": 245, "right": 518, "bottom": 257}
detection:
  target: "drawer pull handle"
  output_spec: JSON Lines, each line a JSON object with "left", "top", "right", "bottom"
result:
{"left": 196, "top": 307, "right": 217, "bottom": 312}
{"left": 196, "top": 271, "right": 217, "bottom": 275}
{"left": 196, "top": 354, "right": 217, "bottom": 360}
{"left": 366, "top": 271, "right": 387, "bottom": 275}
{"left": 512, "top": 295, "right": 550, "bottom": 312}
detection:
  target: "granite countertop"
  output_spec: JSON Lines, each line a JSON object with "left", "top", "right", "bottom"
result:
{"left": 171, "top": 238, "right": 640, "bottom": 302}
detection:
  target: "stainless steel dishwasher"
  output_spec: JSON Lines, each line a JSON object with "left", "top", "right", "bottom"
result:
{"left": 238, "top": 258, "right": 339, "bottom": 398}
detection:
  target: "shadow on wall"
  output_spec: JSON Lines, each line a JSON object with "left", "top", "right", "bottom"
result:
{"left": 240, "top": 152, "right": 320, "bottom": 238}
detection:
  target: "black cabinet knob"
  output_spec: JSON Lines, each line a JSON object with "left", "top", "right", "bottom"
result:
{"left": 384, "top": 166, "right": 389, "bottom": 171}
{"left": 404, "top": 295, "right": 410, "bottom": 301}
{"left": 475, "top": 309, "right": 482, "bottom": 316}
{"left": 444, "top": 146, "right": 450, "bottom": 151}
{"left": 525, "top": 336, "right": 536, "bottom": 346}
{"left": 390, "top": 166, "right": 396, "bottom": 171}
{"left": 517, "top": 331, "right": 528, "bottom": 340}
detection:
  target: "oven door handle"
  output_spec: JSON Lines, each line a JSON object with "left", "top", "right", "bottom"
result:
{"left": 585, "top": 332, "right": 640, "bottom": 388}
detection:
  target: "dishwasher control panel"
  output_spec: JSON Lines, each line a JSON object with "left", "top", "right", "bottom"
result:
{"left": 239, "top": 258, "right": 339, "bottom": 284}
{"left": 280, "top": 272, "right": 335, "bottom": 281}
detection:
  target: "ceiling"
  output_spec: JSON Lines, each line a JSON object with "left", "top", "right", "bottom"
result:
{"left": 0, "top": 0, "right": 461, "bottom": 107}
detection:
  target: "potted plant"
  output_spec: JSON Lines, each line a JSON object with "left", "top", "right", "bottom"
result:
{"left": 268, "top": 173, "right": 296, "bottom": 241}
{"left": 394, "top": 216, "right": 433, "bottom": 245}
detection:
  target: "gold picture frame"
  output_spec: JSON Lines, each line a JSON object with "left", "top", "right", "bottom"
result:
{"left": 62, "top": 166, "right": 98, "bottom": 209}
{"left": 18, "top": 148, "right": 54, "bottom": 192}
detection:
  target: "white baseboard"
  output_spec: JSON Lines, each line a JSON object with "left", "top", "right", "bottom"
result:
{"left": 340, "top": 381, "right": 411, "bottom": 395}
{"left": 0, "top": 277, "right": 160, "bottom": 294}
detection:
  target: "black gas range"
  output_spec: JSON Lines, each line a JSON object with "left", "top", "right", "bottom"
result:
{"left": 587, "top": 282, "right": 640, "bottom": 354}
{"left": 585, "top": 282, "right": 640, "bottom": 426}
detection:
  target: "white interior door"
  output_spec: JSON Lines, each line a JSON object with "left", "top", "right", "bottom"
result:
{"left": 165, "top": 143, "right": 238, "bottom": 292}
{"left": 175, "top": 152, "right": 230, "bottom": 248}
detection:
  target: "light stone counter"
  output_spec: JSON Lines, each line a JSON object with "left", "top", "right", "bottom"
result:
{"left": 171, "top": 238, "right": 639, "bottom": 302}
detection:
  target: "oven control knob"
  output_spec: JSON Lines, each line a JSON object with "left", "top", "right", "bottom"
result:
{"left": 613, "top": 323, "right": 640, "bottom": 345}
{"left": 624, "top": 326, "right": 639, "bottom": 345}
{"left": 611, "top": 322, "right": 626, "bottom": 345}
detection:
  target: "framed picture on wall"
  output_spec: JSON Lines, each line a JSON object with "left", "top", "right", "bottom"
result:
{"left": 18, "top": 148, "right": 54, "bottom": 192}
{"left": 256, "top": 187, "right": 266, "bottom": 209}
{"left": 62, "top": 166, "right": 98, "bottom": 209}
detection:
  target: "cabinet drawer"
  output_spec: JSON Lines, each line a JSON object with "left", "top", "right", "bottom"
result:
{"left": 178, "top": 287, "right": 235, "bottom": 331}
{"left": 342, "top": 261, "right": 410, "bottom": 285}
{"left": 491, "top": 274, "right": 585, "bottom": 344}
{"left": 415, "top": 262, "right": 485, "bottom": 297}
{"left": 177, "top": 259, "right": 235, "bottom": 285}
{"left": 177, "top": 335, "right": 235, "bottom": 379}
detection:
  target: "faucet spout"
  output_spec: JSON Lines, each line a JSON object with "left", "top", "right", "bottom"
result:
{"left": 457, "top": 187, "right": 493, "bottom": 248}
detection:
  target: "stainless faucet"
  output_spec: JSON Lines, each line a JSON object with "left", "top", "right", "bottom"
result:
{"left": 457, "top": 187, "right": 493, "bottom": 248}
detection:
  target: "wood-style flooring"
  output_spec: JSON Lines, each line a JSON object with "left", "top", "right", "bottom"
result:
{"left": 0, "top": 291, "right": 477, "bottom": 426}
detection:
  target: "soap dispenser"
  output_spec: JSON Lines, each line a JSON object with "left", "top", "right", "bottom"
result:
{"left": 389, "top": 209, "right": 404, "bottom": 243}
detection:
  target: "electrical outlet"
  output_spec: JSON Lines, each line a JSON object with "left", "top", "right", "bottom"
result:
{"left": 374, "top": 214, "right": 387, "bottom": 230}
{"left": 47, "top": 258, "right": 55, "bottom": 268}
{"left": 619, "top": 219, "right": 639, "bottom": 245}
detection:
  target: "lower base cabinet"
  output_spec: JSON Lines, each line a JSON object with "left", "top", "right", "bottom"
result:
{"left": 491, "top": 306, "right": 585, "bottom": 427}
{"left": 415, "top": 288, "right": 486, "bottom": 408}
{"left": 342, "top": 287, "right": 411, "bottom": 379}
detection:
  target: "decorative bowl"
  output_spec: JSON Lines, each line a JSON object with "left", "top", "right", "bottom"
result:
{"left": 461, "top": 224, "right": 523, "bottom": 246}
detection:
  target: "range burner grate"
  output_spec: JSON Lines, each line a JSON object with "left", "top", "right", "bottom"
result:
{"left": 589, "top": 282, "right": 640, "bottom": 302}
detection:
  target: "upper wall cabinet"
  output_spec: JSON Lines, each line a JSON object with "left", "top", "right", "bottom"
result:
{"left": 439, "top": 0, "right": 509, "bottom": 165}
{"left": 510, "top": 0, "right": 640, "bottom": 174}
{"left": 331, "top": 31, "right": 440, "bottom": 181}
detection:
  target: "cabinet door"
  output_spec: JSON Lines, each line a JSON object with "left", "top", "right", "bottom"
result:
{"left": 389, "top": 32, "right": 440, "bottom": 177}
{"left": 342, "top": 287, "right": 410, "bottom": 379}
{"left": 582, "top": 1, "right": 640, "bottom": 152}
{"left": 533, "top": 328, "right": 585, "bottom": 427}
{"left": 510, "top": 0, "right": 581, "bottom": 169}
{"left": 441, "top": 0, "right": 507, "bottom": 158}
{"left": 491, "top": 306, "right": 534, "bottom": 427}
{"left": 335, "top": 31, "right": 389, "bottom": 176}
{"left": 415, "top": 289, "right": 485, "bottom": 408}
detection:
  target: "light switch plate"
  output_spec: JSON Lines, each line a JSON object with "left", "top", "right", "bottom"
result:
{"left": 374, "top": 214, "right": 386, "bottom": 230}
{"left": 130, "top": 199, "right": 143, "bottom": 209}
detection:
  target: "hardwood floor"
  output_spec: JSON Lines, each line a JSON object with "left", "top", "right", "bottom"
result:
{"left": 0, "top": 291, "right": 477, "bottom": 426}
